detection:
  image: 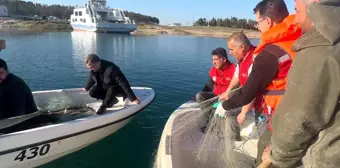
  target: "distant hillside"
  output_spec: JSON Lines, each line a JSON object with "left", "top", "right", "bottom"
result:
{"left": 124, "top": 11, "right": 159, "bottom": 25}
{"left": 0, "top": 0, "right": 160, "bottom": 24}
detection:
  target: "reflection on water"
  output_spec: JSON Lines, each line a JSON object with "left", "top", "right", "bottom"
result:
{"left": 70, "top": 32, "right": 139, "bottom": 67}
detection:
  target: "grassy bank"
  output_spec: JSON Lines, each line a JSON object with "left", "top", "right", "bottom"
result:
{"left": 0, "top": 19, "right": 72, "bottom": 31}
{"left": 133, "top": 24, "right": 261, "bottom": 38}
{"left": 0, "top": 19, "right": 260, "bottom": 38}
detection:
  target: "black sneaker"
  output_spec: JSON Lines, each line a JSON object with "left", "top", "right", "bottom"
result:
{"left": 96, "top": 105, "right": 107, "bottom": 115}
{"left": 106, "top": 98, "right": 119, "bottom": 108}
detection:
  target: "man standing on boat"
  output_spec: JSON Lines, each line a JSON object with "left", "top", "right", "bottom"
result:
{"left": 261, "top": 0, "right": 340, "bottom": 167}
{"left": 214, "top": 0, "right": 302, "bottom": 165}
{"left": 220, "top": 32, "right": 263, "bottom": 125}
{"left": 195, "top": 47, "right": 236, "bottom": 102}
{"left": 84, "top": 54, "right": 140, "bottom": 115}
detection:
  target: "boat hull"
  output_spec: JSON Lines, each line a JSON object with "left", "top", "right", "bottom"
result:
{"left": 71, "top": 23, "right": 137, "bottom": 33}
{"left": 0, "top": 87, "right": 155, "bottom": 168}
{"left": 154, "top": 100, "right": 261, "bottom": 168}
{"left": 3, "top": 117, "right": 132, "bottom": 168}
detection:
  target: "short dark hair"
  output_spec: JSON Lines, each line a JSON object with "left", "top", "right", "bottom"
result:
{"left": 253, "top": 0, "right": 289, "bottom": 23}
{"left": 85, "top": 54, "right": 101, "bottom": 64}
{"left": 211, "top": 47, "right": 228, "bottom": 58}
{"left": 0, "top": 58, "right": 8, "bottom": 71}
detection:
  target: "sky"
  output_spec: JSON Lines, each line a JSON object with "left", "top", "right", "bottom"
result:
{"left": 28, "top": 0, "right": 296, "bottom": 25}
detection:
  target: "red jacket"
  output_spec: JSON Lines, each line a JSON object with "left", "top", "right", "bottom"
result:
{"left": 209, "top": 62, "right": 236, "bottom": 95}
{"left": 238, "top": 46, "right": 263, "bottom": 111}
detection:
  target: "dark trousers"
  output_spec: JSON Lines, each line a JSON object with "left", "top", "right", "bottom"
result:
{"left": 256, "top": 128, "right": 272, "bottom": 166}
{"left": 89, "top": 86, "right": 127, "bottom": 107}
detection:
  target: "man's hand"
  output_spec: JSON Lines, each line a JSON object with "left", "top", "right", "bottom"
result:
{"left": 82, "top": 88, "right": 88, "bottom": 92}
{"left": 218, "top": 92, "right": 231, "bottom": 101}
{"left": 0, "top": 40, "right": 6, "bottom": 50}
{"left": 258, "top": 145, "right": 272, "bottom": 168}
{"left": 131, "top": 97, "right": 141, "bottom": 104}
{"left": 237, "top": 112, "right": 247, "bottom": 124}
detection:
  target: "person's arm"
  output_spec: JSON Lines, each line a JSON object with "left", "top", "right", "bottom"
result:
{"left": 219, "top": 65, "right": 240, "bottom": 100}
{"left": 84, "top": 72, "right": 95, "bottom": 91}
{"left": 10, "top": 82, "right": 27, "bottom": 117}
{"left": 269, "top": 55, "right": 340, "bottom": 167}
{"left": 237, "top": 99, "right": 255, "bottom": 124}
{"left": 227, "top": 64, "right": 240, "bottom": 92}
{"left": 221, "top": 50, "right": 279, "bottom": 110}
{"left": 106, "top": 66, "right": 137, "bottom": 101}
{"left": 202, "top": 77, "right": 214, "bottom": 92}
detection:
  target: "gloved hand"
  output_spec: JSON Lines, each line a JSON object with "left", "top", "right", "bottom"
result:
{"left": 215, "top": 103, "right": 227, "bottom": 118}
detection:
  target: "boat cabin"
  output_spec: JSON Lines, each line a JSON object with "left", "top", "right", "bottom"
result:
{"left": 71, "top": 6, "right": 95, "bottom": 24}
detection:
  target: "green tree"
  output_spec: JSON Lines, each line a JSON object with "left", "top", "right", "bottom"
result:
{"left": 209, "top": 17, "right": 217, "bottom": 26}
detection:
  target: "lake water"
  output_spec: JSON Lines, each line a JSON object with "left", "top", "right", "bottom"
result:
{"left": 0, "top": 31, "right": 259, "bottom": 168}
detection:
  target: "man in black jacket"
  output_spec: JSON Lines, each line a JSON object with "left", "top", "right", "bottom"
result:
{"left": 0, "top": 59, "right": 38, "bottom": 120}
{"left": 84, "top": 54, "right": 140, "bottom": 115}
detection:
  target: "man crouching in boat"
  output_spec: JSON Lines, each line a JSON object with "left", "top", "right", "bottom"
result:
{"left": 0, "top": 59, "right": 38, "bottom": 120}
{"left": 195, "top": 47, "right": 236, "bottom": 102}
{"left": 83, "top": 54, "right": 140, "bottom": 115}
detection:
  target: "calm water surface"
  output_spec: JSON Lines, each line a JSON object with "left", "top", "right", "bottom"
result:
{"left": 0, "top": 30, "right": 259, "bottom": 168}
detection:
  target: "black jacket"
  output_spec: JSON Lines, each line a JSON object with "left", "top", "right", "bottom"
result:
{"left": 0, "top": 73, "right": 38, "bottom": 120}
{"left": 84, "top": 59, "right": 137, "bottom": 101}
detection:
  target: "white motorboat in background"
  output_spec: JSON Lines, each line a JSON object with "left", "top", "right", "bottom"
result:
{"left": 70, "top": 0, "right": 136, "bottom": 33}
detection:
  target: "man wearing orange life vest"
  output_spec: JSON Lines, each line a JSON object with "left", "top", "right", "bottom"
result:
{"left": 195, "top": 47, "right": 236, "bottom": 103}
{"left": 216, "top": 0, "right": 302, "bottom": 165}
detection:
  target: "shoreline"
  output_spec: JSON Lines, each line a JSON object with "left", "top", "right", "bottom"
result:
{"left": 0, "top": 19, "right": 261, "bottom": 38}
{"left": 133, "top": 24, "right": 261, "bottom": 39}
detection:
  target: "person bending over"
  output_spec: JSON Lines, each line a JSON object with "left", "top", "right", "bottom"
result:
{"left": 84, "top": 54, "right": 140, "bottom": 115}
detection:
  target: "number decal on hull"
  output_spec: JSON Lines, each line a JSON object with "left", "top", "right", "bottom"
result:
{"left": 14, "top": 144, "right": 51, "bottom": 162}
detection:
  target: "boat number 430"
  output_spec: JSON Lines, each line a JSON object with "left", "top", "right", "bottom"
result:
{"left": 14, "top": 144, "right": 51, "bottom": 162}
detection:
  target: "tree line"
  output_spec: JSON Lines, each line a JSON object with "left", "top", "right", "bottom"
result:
{"left": 194, "top": 17, "right": 257, "bottom": 30}
{"left": 124, "top": 11, "right": 159, "bottom": 24}
{"left": 0, "top": 0, "right": 160, "bottom": 24}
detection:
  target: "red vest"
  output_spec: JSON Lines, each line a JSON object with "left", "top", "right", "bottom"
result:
{"left": 209, "top": 62, "right": 236, "bottom": 95}
{"left": 238, "top": 46, "right": 263, "bottom": 111}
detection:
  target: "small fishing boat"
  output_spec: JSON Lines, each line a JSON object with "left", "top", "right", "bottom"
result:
{"left": 155, "top": 100, "right": 262, "bottom": 168}
{"left": 0, "top": 87, "right": 155, "bottom": 168}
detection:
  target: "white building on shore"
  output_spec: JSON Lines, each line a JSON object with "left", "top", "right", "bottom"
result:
{"left": 168, "top": 23, "right": 181, "bottom": 26}
{"left": 0, "top": 5, "right": 8, "bottom": 17}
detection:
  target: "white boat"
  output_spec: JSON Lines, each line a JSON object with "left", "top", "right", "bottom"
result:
{"left": 70, "top": 0, "right": 136, "bottom": 33}
{"left": 154, "top": 100, "right": 262, "bottom": 168}
{"left": 0, "top": 87, "right": 155, "bottom": 168}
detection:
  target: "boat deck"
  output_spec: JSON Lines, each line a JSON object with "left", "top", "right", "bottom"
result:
{"left": 169, "top": 109, "right": 256, "bottom": 168}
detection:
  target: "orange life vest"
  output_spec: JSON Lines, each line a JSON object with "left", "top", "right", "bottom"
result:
{"left": 253, "top": 14, "right": 302, "bottom": 130}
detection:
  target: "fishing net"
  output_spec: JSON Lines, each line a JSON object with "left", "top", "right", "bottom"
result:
{"left": 194, "top": 107, "right": 255, "bottom": 168}
{"left": 38, "top": 92, "right": 96, "bottom": 123}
